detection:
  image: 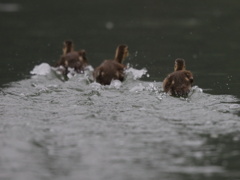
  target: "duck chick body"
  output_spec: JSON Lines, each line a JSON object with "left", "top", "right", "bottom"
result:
{"left": 93, "top": 45, "right": 129, "bottom": 85}
{"left": 56, "top": 40, "right": 88, "bottom": 75}
{"left": 163, "top": 58, "right": 193, "bottom": 97}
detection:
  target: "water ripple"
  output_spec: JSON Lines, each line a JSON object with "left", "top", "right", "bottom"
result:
{"left": 0, "top": 64, "right": 240, "bottom": 180}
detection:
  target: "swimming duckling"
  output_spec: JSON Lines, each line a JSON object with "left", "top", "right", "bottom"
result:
{"left": 56, "top": 40, "right": 88, "bottom": 75}
{"left": 62, "top": 40, "right": 74, "bottom": 55}
{"left": 163, "top": 58, "right": 193, "bottom": 97}
{"left": 93, "top": 45, "right": 129, "bottom": 85}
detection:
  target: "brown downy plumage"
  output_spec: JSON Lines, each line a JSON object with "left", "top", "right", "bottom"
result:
{"left": 56, "top": 40, "right": 88, "bottom": 75}
{"left": 93, "top": 45, "right": 129, "bottom": 85}
{"left": 163, "top": 58, "right": 193, "bottom": 97}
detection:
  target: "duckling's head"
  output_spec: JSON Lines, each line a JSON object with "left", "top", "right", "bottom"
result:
{"left": 174, "top": 58, "right": 186, "bottom": 71}
{"left": 78, "top": 50, "right": 87, "bottom": 63}
{"left": 63, "top": 40, "right": 74, "bottom": 55}
{"left": 115, "top": 44, "right": 129, "bottom": 63}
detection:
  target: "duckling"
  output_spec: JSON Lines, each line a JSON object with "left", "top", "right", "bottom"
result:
{"left": 62, "top": 49, "right": 88, "bottom": 73}
{"left": 163, "top": 58, "right": 193, "bottom": 97}
{"left": 56, "top": 40, "right": 74, "bottom": 67}
{"left": 56, "top": 40, "right": 88, "bottom": 75}
{"left": 93, "top": 45, "right": 129, "bottom": 85}
{"left": 62, "top": 40, "right": 74, "bottom": 55}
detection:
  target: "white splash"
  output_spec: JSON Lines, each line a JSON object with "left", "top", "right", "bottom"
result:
{"left": 125, "top": 67, "right": 148, "bottom": 80}
{"left": 191, "top": 86, "right": 203, "bottom": 95}
{"left": 145, "top": 83, "right": 159, "bottom": 92}
{"left": 109, "top": 80, "right": 122, "bottom": 89}
{"left": 30, "top": 63, "right": 51, "bottom": 75}
{"left": 90, "top": 82, "right": 103, "bottom": 91}
{"left": 66, "top": 67, "right": 77, "bottom": 79}
{"left": 84, "top": 65, "right": 94, "bottom": 81}
{"left": 85, "top": 65, "right": 94, "bottom": 72}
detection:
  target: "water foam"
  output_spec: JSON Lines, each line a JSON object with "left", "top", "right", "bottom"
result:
{"left": 1, "top": 64, "right": 240, "bottom": 180}
{"left": 125, "top": 67, "right": 148, "bottom": 80}
{"left": 30, "top": 63, "right": 52, "bottom": 76}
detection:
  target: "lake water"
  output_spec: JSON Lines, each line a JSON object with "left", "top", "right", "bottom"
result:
{"left": 0, "top": 1, "right": 240, "bottom": 180}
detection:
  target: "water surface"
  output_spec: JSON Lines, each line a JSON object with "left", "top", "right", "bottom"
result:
{"left": 0, "top": 66, "right": 240, "bottom": 180}
{"left": 1, "top": 0, "right": 240, "bottom": 179}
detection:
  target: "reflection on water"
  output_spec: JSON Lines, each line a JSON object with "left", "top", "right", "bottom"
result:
{"left": 0, "top": 3, "right": 20, "bottom": 12}
{"left": 0, "top": 65, "right": 240, "bottom": 180}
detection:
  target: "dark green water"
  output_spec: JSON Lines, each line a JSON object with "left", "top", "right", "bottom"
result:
{"left": 1, "top": 1, "right": 240, "bottom": 180}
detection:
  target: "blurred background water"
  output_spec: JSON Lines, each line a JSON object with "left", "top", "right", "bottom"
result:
{"left": 0, "top": 1, "right": 240, "bottom": 180}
